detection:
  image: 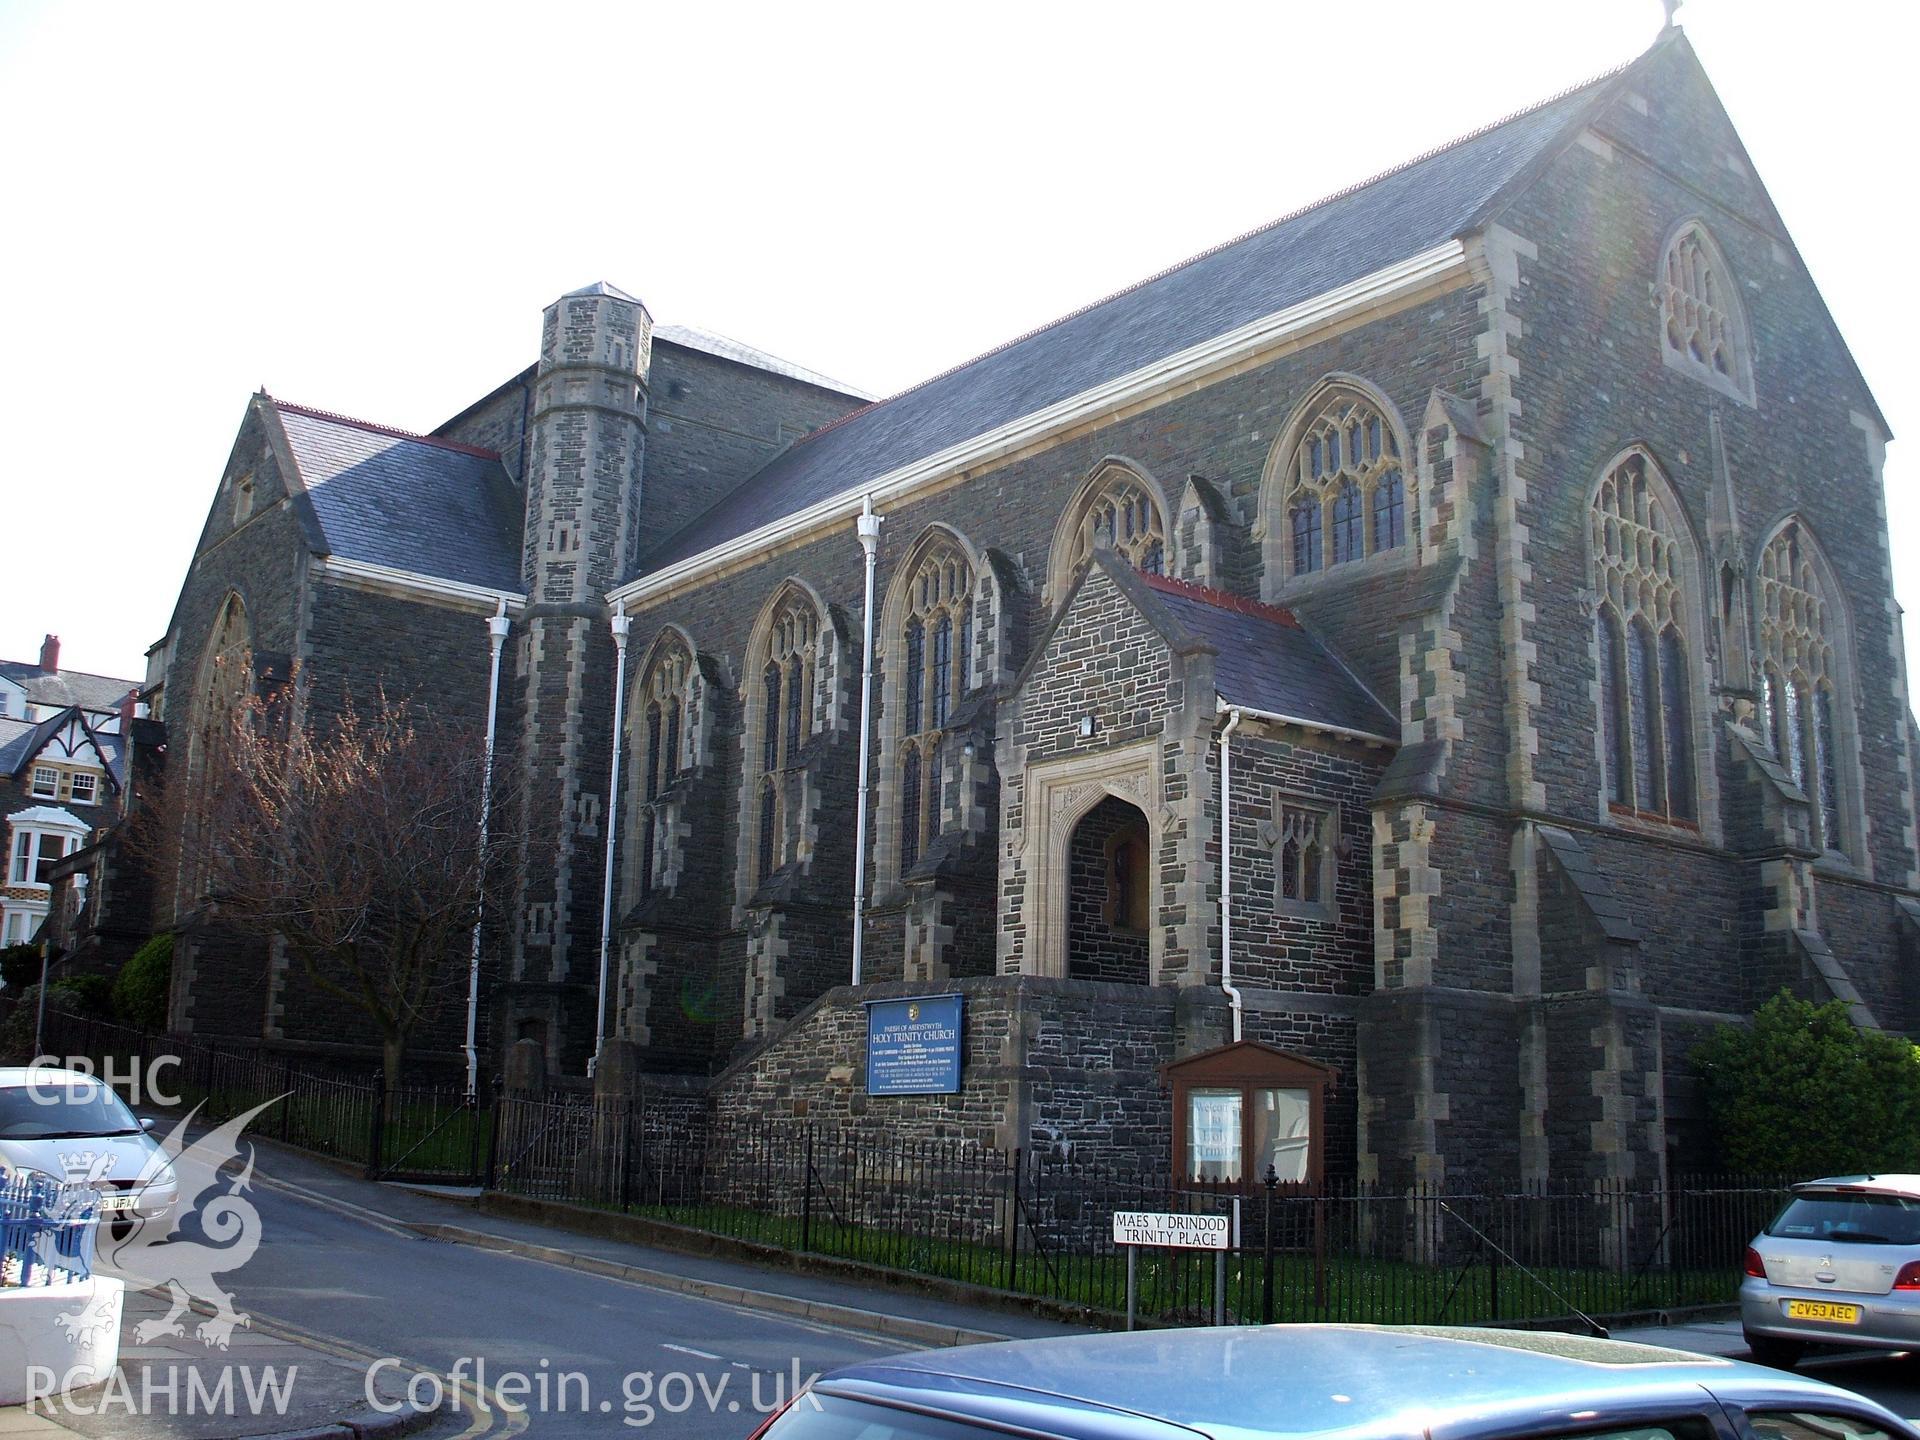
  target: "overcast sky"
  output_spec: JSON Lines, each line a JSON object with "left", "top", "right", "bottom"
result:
{"left": 1, "top": 0, "right": 1914, "bottom": 698}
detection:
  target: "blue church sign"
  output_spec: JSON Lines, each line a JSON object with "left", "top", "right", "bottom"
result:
{"left": 865, "top": 994, "right": 963, "bottom": 1095}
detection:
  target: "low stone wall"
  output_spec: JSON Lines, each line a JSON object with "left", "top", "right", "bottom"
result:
{"left": 703, "top": 974, "right": 1192, "bottom": 1161}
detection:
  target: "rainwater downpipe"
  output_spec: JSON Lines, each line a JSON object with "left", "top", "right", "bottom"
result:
{"left": 590, "top": 605, "right": 632, "bottom": 1080}
{"left": 466, "top": 600, "right": 511, "bottom": 1100}
{"left": 1217, "top": 701, "right": 1245, "bottom": 1043}
{"left": 850, "top": 496, "right": 883, "bottom": 984}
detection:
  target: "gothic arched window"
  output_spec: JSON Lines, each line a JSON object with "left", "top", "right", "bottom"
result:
{"left": 745, "top": 587, "right": 824, "bottom": 888}
{"left": 1659, "top": 220, "right": 1753, "bottom": 402}
{"left": 633, "top": 634, "right": 694, "bottom": 899}
{"left": 1590, "top": 452, "right": 1698, "bottom": 823}
{"left": 1280, "top": 388, "right": 1406, "bottom": 578}
{"left": 895, "top": 537, "right": 972, "bottom": 875}
{"left": 1049, "top": 461, "right": 1167, "bottom": 602}
{"left": 1758, "top": 521, "right": 1848, "bottom": 852}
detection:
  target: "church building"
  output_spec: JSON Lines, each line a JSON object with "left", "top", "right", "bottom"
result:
{"left": 146, "top": 27, "right": 1920, "bottom": 1187}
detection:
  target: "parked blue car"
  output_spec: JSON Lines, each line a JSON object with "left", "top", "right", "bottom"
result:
{"left": 750, "top": 1324, "right": 1917, "bottom": 1440}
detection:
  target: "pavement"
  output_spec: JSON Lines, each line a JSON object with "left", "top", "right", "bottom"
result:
{"left": 4, "top": 1284, "right": 458, "bottom": 1440}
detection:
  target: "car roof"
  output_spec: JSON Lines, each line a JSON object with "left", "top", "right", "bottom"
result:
{"left": 1794, "top": 1175, "right": 1920, "bottom": 1196}
{"left": 821, "top": 1326, "right": 1900, "bottom": 1440}
{"left": 0, "top": 1066, "right": 103, "bottom": 1087}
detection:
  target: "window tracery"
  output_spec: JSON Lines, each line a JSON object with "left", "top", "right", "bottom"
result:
{"left": 635, "top": 638, "right": 692, "bottom": 899}
{"left": 1659, "top": 221, "right": 1752, "bottom": 401}
{"left": 897, "top": 539, "right": 972, "bottom": 874}
{"left": 1050, "top": 463, "right": 1166, "bottom": 602}
{"left": 1758, "top": 522, "right": 1846, "bottom": 851}
{"left": 747, "top": 589, "right": 823, "bottom": 887}
{"left": 1282, "top": 391, "right": 1406, "bottom": 576}
{"left": 1590, "top": 454, "right": 1696, "bottom": 822}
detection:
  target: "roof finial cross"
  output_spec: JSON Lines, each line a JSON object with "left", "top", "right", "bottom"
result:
{"left": 1663, "top": 0, "right": 1682, "bottom": 28}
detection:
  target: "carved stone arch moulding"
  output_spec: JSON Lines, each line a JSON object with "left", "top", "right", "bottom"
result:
{"left": 1043, "top": 456, "right": 1170, "bottom": 610}
{"left": 1018, "top": 742, "right": 1164, "bottom": 982}
{"left": 1259, "top": 374, "right": 1415, "bottom": 598}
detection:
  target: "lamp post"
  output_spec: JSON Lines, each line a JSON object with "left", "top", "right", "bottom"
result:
{"left": 466, "top": 600, "right": 511, "bottom": 1100}
{"left": 591, "top": 606, "right": 631, "bottom": 1079}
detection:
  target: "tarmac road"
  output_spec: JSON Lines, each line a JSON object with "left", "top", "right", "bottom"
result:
{"left": 221, "top": 1158, "right": 924, "bottom": 1438}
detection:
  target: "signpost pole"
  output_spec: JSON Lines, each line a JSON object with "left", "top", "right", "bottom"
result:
{"left": 1126, "top": 1246, "right": 1137, "bottom": 1332}
{"left": 1214, "top": 1249, "right": 1226, "bottom": 1326}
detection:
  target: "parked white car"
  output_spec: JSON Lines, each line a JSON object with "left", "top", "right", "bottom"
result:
{"left": 0, "top": 1067, "right": 177, "bottom": 1226}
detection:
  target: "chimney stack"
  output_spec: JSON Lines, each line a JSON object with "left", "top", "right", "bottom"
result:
{"left": 39, "top": 634, "right": 59, "bottom": 673}
{"left": 119, "top": 689, "right": 138, "bottom": 730}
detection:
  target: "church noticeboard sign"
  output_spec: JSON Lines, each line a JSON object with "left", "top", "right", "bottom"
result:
{"left": 865, "top": 994, "right": 963, "bottom": 1095}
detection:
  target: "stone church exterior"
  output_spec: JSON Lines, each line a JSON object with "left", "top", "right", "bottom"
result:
{"left": 146, "top": 28, "right": 1920, "bottom": 1187}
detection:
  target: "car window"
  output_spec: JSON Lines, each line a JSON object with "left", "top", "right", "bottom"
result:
{"left": 1764, "top": 1194, "right": 1920, "bottom": 1245}
{"left": 0, "top": 1082, "right": 142, "bottom": 1140}
{"left": 759, "top": 1393, "right": 1064, "bottom": 1438}
{"left": 1748, "top": 1413, "right": 1894, "bottom": 1440}
{"left": 1525, "top": 1420, "right": 1716, "bottom": 1440}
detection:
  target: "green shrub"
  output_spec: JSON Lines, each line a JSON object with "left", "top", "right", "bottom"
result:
{"left": 48, "top": 974, "right": 113, "bottom": 1018}
{"left": 113, "top": 934, "right": 172, "bottom": 1031}
{"left": 1692, "top": 989, "right": 1920, "bottom": 1175}
{"left": 0, "top": 944, "right": 42, "bottom": 991}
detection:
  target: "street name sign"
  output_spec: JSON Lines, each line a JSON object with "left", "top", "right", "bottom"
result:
{"left": 864, "top": 994, "right": 963, "bottom": 1095}
{"left": 1111, "top": 1211, "right": 1230, "bottom": 1250}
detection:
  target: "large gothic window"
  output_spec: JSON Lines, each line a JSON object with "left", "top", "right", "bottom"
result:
{"left": 1590, "top": 453, "right": 1697, "bottom": 822}
{"left": 1048, "top": 461, "right": 1166, "bottom": 603}
{"left": 1659, "top": 221, "right": 1753, "bottom": 403}
{"left": 1758, "top": 521, "right": 1847, "bottom": 853}
{"left": 746, "top": 588, "right": 823, "bottom": 888}
{"left": 1280, "top": 389, "right": 1406, "bottom": 577}
{"left": 896, "top": 538, "right": 971, "bottom": 874}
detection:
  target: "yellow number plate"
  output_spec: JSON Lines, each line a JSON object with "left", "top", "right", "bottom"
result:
{"left": 1784, "top": 1299, "right": 1862, "bottom": 1324}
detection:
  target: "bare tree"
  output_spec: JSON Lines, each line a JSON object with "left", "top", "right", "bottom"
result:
{"left": 155, "top": 687, "right": 524, "bottom": 1098}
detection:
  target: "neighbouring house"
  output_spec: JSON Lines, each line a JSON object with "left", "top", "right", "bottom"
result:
{"left": 0, "top": 636, "right": 140, "bottom": 952}
{"left": 141, "top": 25, "right": 1920, "bottom": 1187}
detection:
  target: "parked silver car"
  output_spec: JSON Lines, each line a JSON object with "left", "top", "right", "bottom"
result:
{"left": 0, "top": 1067, "right": 177, "bottom": 1227}
{"left": 1742, "top": 1174, "right": 1920, "bottom": 1367}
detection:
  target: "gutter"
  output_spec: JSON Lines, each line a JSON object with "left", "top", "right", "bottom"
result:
{"left": 312, "top": 556, "right": 527, "bottom": 614}
{"left": 607, "top": 242, "right": 1468, "bottom": 611}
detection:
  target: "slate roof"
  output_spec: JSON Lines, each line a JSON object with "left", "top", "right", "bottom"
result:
{"left": 273, "top": 401, "right": 524, "bottom": 593}
{"left": 642, "top": 65, "right": 1627, "bottom": 573}
{"left": 0, "top": 660, "right": 138, "bottom": 714}
{"left": 1127, "top": 567, "right": 1396, "bottom": 741}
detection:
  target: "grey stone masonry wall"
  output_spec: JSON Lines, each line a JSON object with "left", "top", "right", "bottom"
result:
{"left": 510, "top": 287, "right": 652, "bottom": 1072}
{"left": 1494, "top": 39, "right": 1916, "bottom": 1053}
{"left": 643, "top": 342, "right": 866, "bottom": 551}
{"left": 705, "top": 974, "right": 1185, "bottom": 1166}
{"left": 160, "top": 400, "right": 316, "bottom": 1039}
{"left": 435, "top": 371, "right": 534, "bottom": 485}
